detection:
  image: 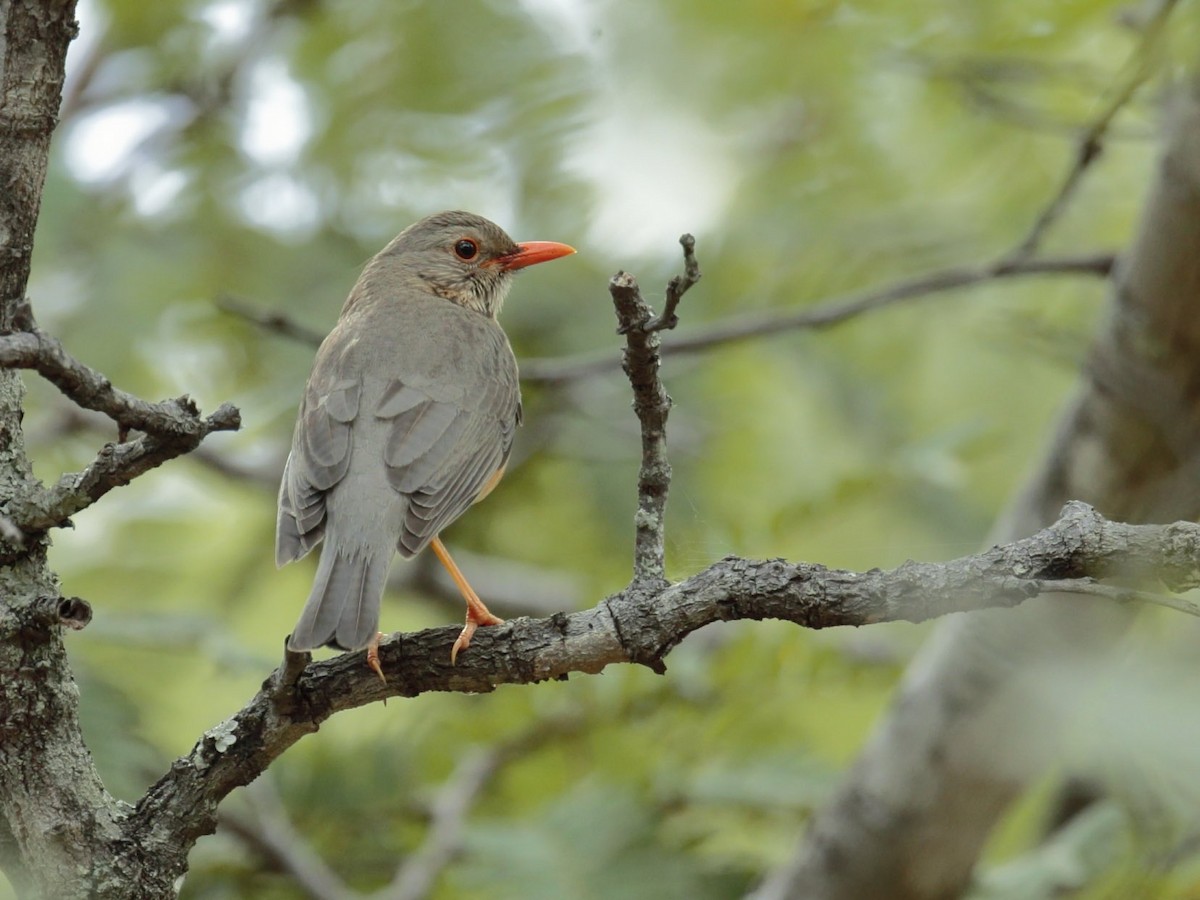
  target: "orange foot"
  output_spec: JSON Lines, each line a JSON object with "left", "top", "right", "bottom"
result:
{"left": 451, "top": 605, "right": 505, "bottom": 666}
{"left": 431, "top": 536, "right": 505, "bottom": 664}
{"left": 365, "top": 632, "right": 386, "bottom": 684}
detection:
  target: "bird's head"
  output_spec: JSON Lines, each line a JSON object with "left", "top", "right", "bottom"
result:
{"left": 371, "top": 210, "right": 575, "bottom": 317}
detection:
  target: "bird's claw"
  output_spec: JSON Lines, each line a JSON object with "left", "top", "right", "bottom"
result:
{"left": 366, "top": 632, "right": 386, "bottom": 684}
{"left": 450, "top": 609, "right": 504, "bottom": 665}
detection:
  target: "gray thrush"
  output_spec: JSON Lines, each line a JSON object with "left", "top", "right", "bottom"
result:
{"left": 276, "top": 210, "right": 575, "bottom": 674}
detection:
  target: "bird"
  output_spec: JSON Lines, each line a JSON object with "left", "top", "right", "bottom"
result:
{"left": 276, "top": 210, "right": 575, "bottom": 675}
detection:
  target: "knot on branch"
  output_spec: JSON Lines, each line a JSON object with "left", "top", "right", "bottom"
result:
{"left": 606, "top": 588, "right": 670, "bottom": 675}
{"left": 266, "top": 638, "right": 312, "bottom": 717}
{"left": 57, "top": 596, "right": 93, "bottom": 630}
{"left": 8, "top": 594, "right": 91, "bottom": 643}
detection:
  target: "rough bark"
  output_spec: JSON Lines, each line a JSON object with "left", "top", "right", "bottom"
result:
{"left": 761, "top": 77, "right": 1200, "bottom": 900}
{"left": 0, "top": 3, "right": 124, "bottom": 899}
{"left": 102, "top": 503, "right": 1200, "bottom": 893}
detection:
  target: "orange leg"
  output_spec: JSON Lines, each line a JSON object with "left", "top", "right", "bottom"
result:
{"left": 431, "top": 536, "right": 504, "bottom": 664}
{"left": 365, "top": 631, "right": 386, "bottom": 684}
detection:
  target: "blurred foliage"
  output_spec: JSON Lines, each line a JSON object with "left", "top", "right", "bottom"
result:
{"left": 5, "top": 0, "right": 1200, "bottom": 896}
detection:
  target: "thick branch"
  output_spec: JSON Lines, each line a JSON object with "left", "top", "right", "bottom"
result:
{"left": 776, "top": 71, "right": 1200, "bottom": 900}
{"left": 125, "top": 501, "right": 1200, "bottom": 879}
{"left": 0, "top": 3, "right": 133, "bottom": 898}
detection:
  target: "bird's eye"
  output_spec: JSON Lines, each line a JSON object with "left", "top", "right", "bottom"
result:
{"left": 454, "top": 239, "right": 478, "bottom": 261}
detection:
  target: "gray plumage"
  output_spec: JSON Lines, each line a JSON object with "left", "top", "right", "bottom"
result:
{"left": 278, "top": 211, "right": 526, "bottom": 652}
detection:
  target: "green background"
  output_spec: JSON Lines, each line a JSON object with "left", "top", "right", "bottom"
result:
{"left": 7, "top": 0, "right": 1200, "bottom": 896}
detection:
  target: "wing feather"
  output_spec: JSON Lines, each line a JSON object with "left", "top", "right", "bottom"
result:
{"left": 383, "top": 362, "right": 519, "bottom": 557}
{"left": 277, "top": 308, "right": 520, "bottom": 567}
{"left": 276, "top": 378, "right": 361, "bottom": 564}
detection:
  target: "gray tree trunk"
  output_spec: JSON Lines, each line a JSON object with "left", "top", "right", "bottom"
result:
{"left": 759, "top": 75, "right": 1200, "bottom": 900}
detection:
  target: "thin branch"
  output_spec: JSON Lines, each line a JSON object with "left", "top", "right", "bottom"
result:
{"left": 0, "top": 311, "right": 241, "bottom": 530}
{"left": 220, "top": 250, "right": 1112, "bottom": 389}
{"left": 13, "top": 401, "right": 241, "bottom": 532}
{"left": 1009, "top": 0, "right": 1179, "bottom": 258}
{"left": 379, "top": 713, "right": 584, "bottom": 900}
{"left": 221, "top": 778, "right": 349, "bottom": 900}
{"left": 610, "top": 236, "right": 701, "bottom": 590}
{"left": 520, "top": 251, "right": 1115, "bottom": 384}
{"left": 217, "top": 253, "right": 1111, "bottom": 388}
{"left": 0, "top": 323, "right": 239, "bottom": 436}
{"left": 645, "top": 234, "right": 701, "bottom": 332}
{"left": 1036, "top": 578, "right": 1200, "bottom": 617}
{"left": 125, "top": 501, "right": 1200, "bottom": 877}
{"left": 222, "top": 713, "right": 585, "bottom": 900}
{"left": 217, "top": 293, "right": 326, "bottom": 347}
{"left": 378, "top": 749, "right": 502, "bottom": 900}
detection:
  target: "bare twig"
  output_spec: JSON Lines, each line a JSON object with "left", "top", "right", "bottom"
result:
{"left": 0, "top": 309, "right": 241, "bottom": 530}
{"left": 0, "top": 322, "right": 241, "bottom": 439}
{"left": 1009, "top": 0, "right": 1179, "bottom": 258}
{"left": 520, "top": 251, "right": 1115, "bottom": 384}
{"left": 609, "top": 236, "right": 701, "bottom": 590}
{"left": 221, "top": 779, "right": 349, "bottom": 900}
{"left": 380, "top": 713, "right": 584, "bottom": 900}
{"left": 1036, "top": 578, "right": 1200, "bottom": 617}
{"left": 379, "top": 749, "right": 501, "bottom": 900}
{"left": 217, "top": 251, "right": 1111, "bottom": 388}
{"left": 14, "top": 401, "right": 241, "bottom": 532}
{"left": 645, "top": 234, "right": 701, "bottom": 332}
{"left": 217, "top": 294, "right": 326, "bottom": 347}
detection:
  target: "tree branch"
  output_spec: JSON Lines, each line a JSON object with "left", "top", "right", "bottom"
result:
{"left": 380, "top": 712, "right": 584, "bottom": 900}
{"left": 217, "top": 252, "right": 1112, "bottom": 388}
{"left": 123, "top": 500, "right": 1200, "bottom": 884}
{"left": 519, "top": 251, "right": 1114, "bottom": 384}
{"left": 222, "top": 711, "right": 585, "bottom": 900}
{"left": 609, "top": 236, "right": 700, "bottom": 589}
{"left": 1009, "top": 0, "right": 1179, "bottom": 258}
{"left": 220, "top": 779, "right": 349, "bottom": 900}
{"left": 0, "top": 319, "right": 240, "bottom": 438}
{"left": 217, "top": 293, "right": 328, "bottom": 347}
{"left": 0, "top": 315, "right": 242, "bottom": 531}
{"left": 645, "top": 233, "right": 700, "bottom": 333}
{"left": 775, "top": 69, "right": 1200, "bottom": 900}
{"left": 15, "top": 401, "right": 241, "bottom": 531}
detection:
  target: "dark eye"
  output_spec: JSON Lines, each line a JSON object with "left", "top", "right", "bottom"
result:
{"left": 454, "top": 239, "right": 478, "bottom": 260}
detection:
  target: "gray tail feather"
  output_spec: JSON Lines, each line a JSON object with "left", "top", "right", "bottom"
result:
{"left": 287, "top": 545, "right": 389, "bottom": 652}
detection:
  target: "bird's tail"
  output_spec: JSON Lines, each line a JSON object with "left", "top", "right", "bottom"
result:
{"left": 288, "top": 543, "right": 389, "bottom": 652}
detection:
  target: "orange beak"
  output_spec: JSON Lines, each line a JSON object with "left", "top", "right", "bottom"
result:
{"left": 493, "top": 241, "right": 576, "bottom": 271}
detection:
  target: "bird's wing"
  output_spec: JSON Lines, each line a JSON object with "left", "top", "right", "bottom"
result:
{"left": 275, "top": 376, "right": 361, "bottom": 566}
{"left": 377, "top": 364, "right": 520, "bottom": 557}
